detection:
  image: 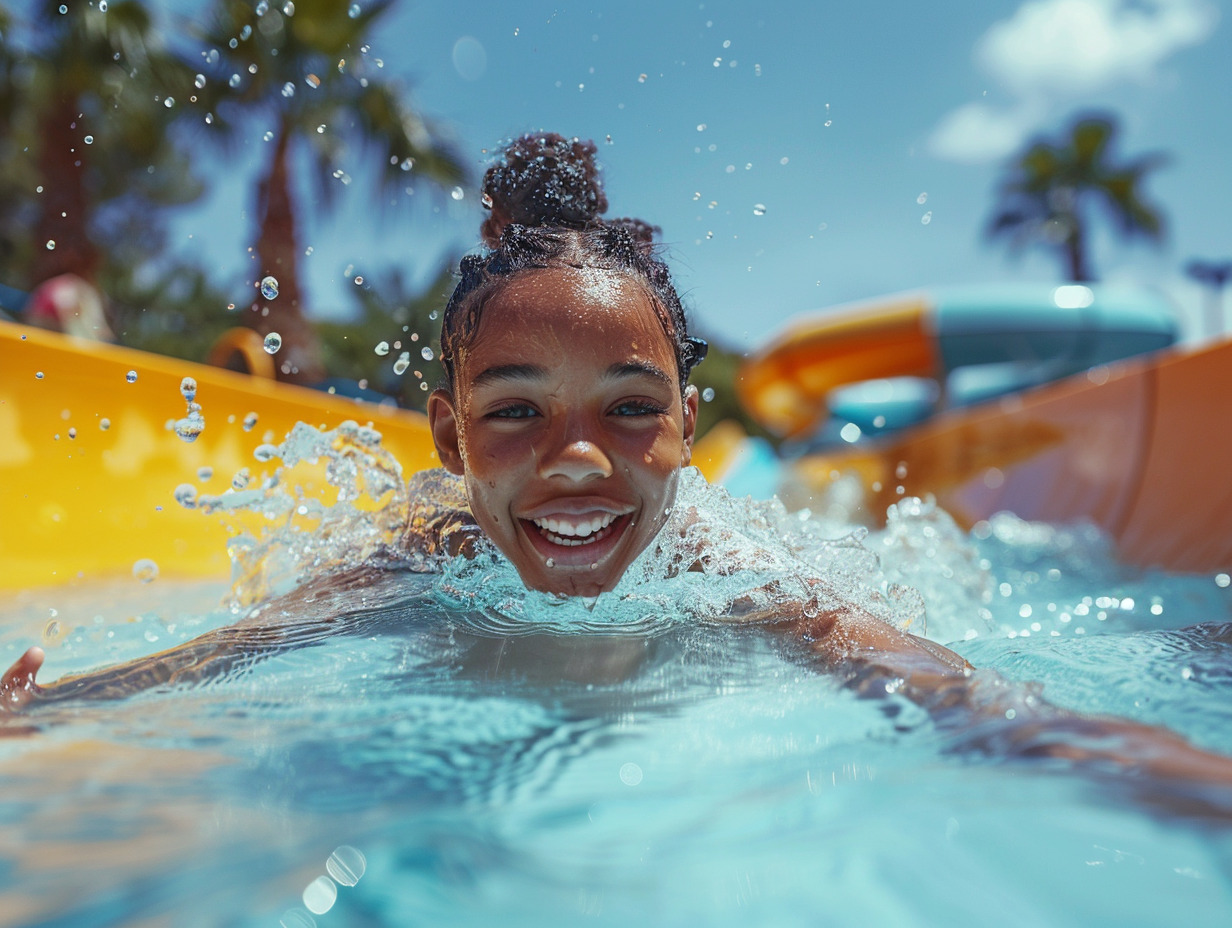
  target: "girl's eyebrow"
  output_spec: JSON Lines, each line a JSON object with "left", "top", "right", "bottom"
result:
{"left": 471, "top": 363, "right": 548, "bottom": 388}
{"left": 607, "top": 360, "right": 673, "bottom": 386}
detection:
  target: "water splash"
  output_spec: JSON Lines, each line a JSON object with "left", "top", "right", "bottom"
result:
{"left": 195, "top": 421, "right": 409, "bottom": 607}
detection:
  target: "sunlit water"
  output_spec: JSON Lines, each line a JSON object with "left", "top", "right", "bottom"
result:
{"left": 3, "top": 423, "right": 1232, "bottom": 927}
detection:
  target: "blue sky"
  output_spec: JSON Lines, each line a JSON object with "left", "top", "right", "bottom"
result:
{"left": 165, "top": 0, "right": 1232, "bottom": 349}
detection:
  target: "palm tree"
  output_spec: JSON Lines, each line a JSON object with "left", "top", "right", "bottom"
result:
{"left": 199, "top": 0, "right": 466, "bottom": 384}
{"left": 987, "top": 114, "right": 1167, "bottom": 282}
{"left": 2, "top": 0, "right": 203, "bottom": 291}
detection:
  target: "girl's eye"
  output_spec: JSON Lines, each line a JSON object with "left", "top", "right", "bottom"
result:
{"left": 487, "top": 404, "right": 539, "bottom": 420}
{"left": 611, "top": 400, "right": 667, "bottom": 417}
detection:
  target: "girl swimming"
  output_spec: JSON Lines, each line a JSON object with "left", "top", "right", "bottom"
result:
{"left": 4, "top": 133, "right": 1232, "bottom": 802}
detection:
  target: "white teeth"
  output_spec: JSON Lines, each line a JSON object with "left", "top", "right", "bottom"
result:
{"left": 532, "top": 512, "right": 618, "bottom": 545}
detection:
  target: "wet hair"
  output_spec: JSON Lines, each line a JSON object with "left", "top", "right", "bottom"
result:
{"left": 440, "top": 132, "right": 707, "bottom": 394}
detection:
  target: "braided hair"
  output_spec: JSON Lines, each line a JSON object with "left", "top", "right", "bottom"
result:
{"left": 440, "top": 133, "right": 707, "bottom": 394}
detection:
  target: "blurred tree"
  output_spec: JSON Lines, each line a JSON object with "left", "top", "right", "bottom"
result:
{"left": 104, "top": 260, "right": 239, "bottom": 360}
{"left": 687, "top": 335, "right": 774, "bottom": 444}
{"left": 987, "top": 114, "right": 1167, "bottom": 282}
{"left": 199, "top": 0, "right": 467, "bottom": 385}
{"left": 315, "top": 264, "right": 453, "bottom": 412}
{"left": 0, "top": 0, "right": 204, "bottom": 294}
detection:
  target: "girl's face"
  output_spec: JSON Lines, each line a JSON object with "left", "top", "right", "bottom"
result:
{"left": 428, "top": 267, "right": 698, "bottom": 596}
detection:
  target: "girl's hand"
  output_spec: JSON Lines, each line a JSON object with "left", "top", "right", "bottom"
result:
{"left": 1, "top": 647, "right": 45, "bottom": 714}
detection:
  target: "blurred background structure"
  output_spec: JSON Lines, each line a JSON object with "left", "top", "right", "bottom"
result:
{"left": 0, "top": 0, "right": 1229, "bottom": 431}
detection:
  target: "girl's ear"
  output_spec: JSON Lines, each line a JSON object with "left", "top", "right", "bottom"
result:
{"left": 427, "top": 389, "right": 466, "bottom": 475}
{"left": 680, "top": 385, "right": 699, "bottom": 467}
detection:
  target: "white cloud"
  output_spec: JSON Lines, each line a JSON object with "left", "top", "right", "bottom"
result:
{"left": 928, "top": 100, "right": 1046, "bottom": 164}
{"left": 929, "top": 0, "right": 1219, "bottom": 163}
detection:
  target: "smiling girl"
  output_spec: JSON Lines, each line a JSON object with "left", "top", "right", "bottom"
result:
{"left": 5, "top": 134, "right": 1232, "bottom": 803}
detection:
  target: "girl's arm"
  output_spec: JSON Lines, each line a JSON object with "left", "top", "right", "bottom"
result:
{"left": 786, "top": 604, "right": 1232, "bottom": 789}
{"left": 0, "top": 565, "right": 406, "bottom": 715}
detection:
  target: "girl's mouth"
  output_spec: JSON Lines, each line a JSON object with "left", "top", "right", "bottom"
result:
{"left": 530, "top": 512, "right": 619, "bottom": 547}
{"left": 520, "top": 512, "right": 633, "bottom": 565}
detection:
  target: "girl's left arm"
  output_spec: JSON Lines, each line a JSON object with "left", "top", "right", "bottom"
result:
{"left": 786, "top": 604, "right": 1232, "bottom": 790}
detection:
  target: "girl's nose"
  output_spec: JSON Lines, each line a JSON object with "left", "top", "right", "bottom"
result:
{"left": 538, "top": 434, "right": 613, "bottom": 482}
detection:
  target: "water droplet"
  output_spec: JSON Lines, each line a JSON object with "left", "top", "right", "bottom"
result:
{"left": 229, "top": 74, "right": 241, "bottom": 88}
{"left": 428, "top": 310, "right": 439, "bottom": 321}
{"left": 174, "top": 484, "right": 198, "bottom": 508}
{"left": 348, "top": 3, "right": 361, "bottom": 17}
{"left": 174, "top": 412, "right": 204, "bottom": 443}
{"left": 263, "top": 332, "right": 282, "bottom": 354}
{"left": 125, "top": 370, "right": 138, "bottom": 383}
{"left": 35, "top": 371, "right": 44, "bottom": 380}
{"left": 256, "top": 0, "right": 268, "bottom": 13}
{"left": 179, "top": 377, "right": 197, "bottom": 401}
{"left": 242, "top": 412, "right": 258, "bottom": 431}
{"left": 545, "top": 557, "right": 555, "bottom": 568}
{"left": 619, "top": 762, "right": 643, "bottom": 785}
{"left": 1216, "top": 573, "right": 1230, "bottom": 588}
{"left": 921, "top": 211, "right": 932, "bottom": 225}
{"left": 374, "top": 341, "right": 390, "bottom": 356}
{"left": 305, "top": 74, "right": 321, "bottom": 89}
{"left": 354, "top": 276, "right": 364, "bottom": 286}
{"left": 260, "top": 275, "right": 279, "bottom": 300}
{"left": 45, "top": 239, "right": 55, "bottom": 250}
{"left": 58, "top": 3, "right": 67, "bottom": 13}
{"left": 67, "top": 427, "right": 76, "bottom": 439}
{"left": 132, "top": 558, "right": 159, "bottom": 583}
{"left": 253, "top": 443, "right": 279, "bottom": 463}
{"left": 98, "top": 0, "right": 107, "bottom": 10}
{"left": 326, "top": 846, "right": 366, "bottom": 886}
{"left": 420, "top": 346, "right": 434, "bottom": 361}
{"left": 194, "top": 73, "right": 206, "bottom": 89}
{"left": 43, "top": 619, "right": 61, "bottom": 641}
{"left": 197, "top": 465, "right": 213, "bottom": 480}
{"left": 917, "top": 192, "right": 928, "bottom": 205}
{"left": 232, "top": 467, "right": 251, "bottom": 490}
{"left": 279, "top": 909, "right": 316, "bottom": 928}
{"left": 702, "top": 387, "right": 715, "bottom": 402}
{"left": 419, "top": 382, "right": 428, "bottom": 391}
{"left": 824, "top": 119, "right": 832, "bottom": 127}
{"left": 637, "top": 72, "right": 647, "bottom": 83}
{"left": 99, "top": 418, "right": 110, "bottom": 430}
{"left": 263, "top": 130, "right": 274, "bottom": 142}
{"left": 83, "top": 135, "right": 93, "bottom": 145}
{"left": 752, "top": 203, "right": 766, "bottom": 216}
{"left": 696, "top": 123, "right": 707, "bottom": 132}
{"left": 281, "top": 81, "right": 295, "bottom": 98}
{"left": 282, "top": 0, "right": 295, "bottom": 15}
{"left": 393, "top": 352, "right": 411, "bottom": 375}
{"left": 450, "top": 186, "right": 464, "bottom": 201}
{"left": 164, "top": 97, "right": 174, "bottom": 108}
{"left": 302, "top": 876, "right": 336, "bottom": 915}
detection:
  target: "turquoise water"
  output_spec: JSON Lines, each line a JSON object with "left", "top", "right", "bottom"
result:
{"left": 3, "top": 431, "right": 1232, "bottom": 927}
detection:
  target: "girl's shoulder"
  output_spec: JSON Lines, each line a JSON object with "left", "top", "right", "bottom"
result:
{"left": 403, "top": 468, "right": 481, "bottom": 562}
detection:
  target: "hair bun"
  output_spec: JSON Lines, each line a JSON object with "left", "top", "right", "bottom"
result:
{"left": 480, "top": 133, "right": 609, "bottom": 247}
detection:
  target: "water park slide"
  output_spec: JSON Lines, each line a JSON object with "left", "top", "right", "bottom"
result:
{"left": 0, "top": 321, "right": 441, "bottom": 591}
{"left": 733, "top": 285, "right": 1232, "bottom": 573}
{"left": 737, "top": 284, "right": 1177, "bottom": 439}
{"left": 0, "top": 320, "right": 738, "bottom": 592}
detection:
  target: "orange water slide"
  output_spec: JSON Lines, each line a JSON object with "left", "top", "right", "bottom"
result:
{"left": 782, "top": 337, "right": 1232, "bottom": 572}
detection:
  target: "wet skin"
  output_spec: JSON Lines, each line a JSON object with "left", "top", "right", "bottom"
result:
{"left": 428, "top": 267, "right": 698, "bottom": 597}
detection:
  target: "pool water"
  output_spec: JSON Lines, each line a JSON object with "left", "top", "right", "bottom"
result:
{"left": 3, "top": 430, "right": 1232, "bottom": 927}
